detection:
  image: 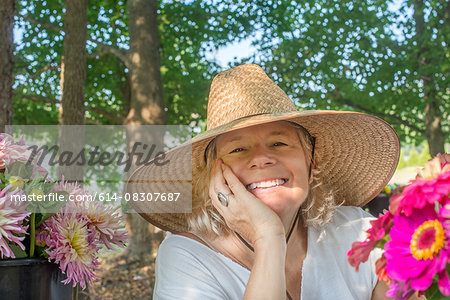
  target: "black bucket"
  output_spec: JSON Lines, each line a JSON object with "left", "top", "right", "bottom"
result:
{"left": 0, "top": 258, "right": 73, "bottom": 300}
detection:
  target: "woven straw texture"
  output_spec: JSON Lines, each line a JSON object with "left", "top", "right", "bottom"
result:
{"left": 126, "top": 64, "right": 400, "bottom": 233}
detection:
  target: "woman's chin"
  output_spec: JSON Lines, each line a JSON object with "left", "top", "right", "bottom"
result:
{"left": 251, "top": 192, "right": 293, "bottom": 213}
{"left": 249, "top": 187, "right": 306, "bottom": 217}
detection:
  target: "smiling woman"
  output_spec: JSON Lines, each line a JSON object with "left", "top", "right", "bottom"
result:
{"left": 125, "top": 64, "right": 424, "bottom": 300}
{"left": 216, "top": 122, "right": 314, "bottom": 221}
{"left": 191, "top": 121, "right": 336, "bottom": 238}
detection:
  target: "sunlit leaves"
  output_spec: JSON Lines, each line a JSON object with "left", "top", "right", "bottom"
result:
{"left": 14, "top": 0, "right": 258, "bottom": 128}
{"left": 249, "top": 0, "right": 448, "bottom": 146}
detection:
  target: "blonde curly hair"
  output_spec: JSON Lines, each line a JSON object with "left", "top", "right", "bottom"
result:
{"left": 187, "top": 121, "right": 338, "bottom": 237}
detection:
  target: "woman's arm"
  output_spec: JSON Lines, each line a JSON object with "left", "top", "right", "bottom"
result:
{"left": 210, "top": 160, "right": 287, "bottom": 300}
{"left": 244, "top": 234, "right": 286, "bottom": 300}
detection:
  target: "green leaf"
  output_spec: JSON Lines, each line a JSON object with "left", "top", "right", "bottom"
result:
{"left": 425, "top": 276, "right": 448, "bottom": 300}
{"left": 35, "top": 212, "right": 57, "bottom": 227}
{"left": 7, "top": 161, "right": 34, "bottom": 179}
{"left": 9, "top": 243, "right": 28, "bottom": 259}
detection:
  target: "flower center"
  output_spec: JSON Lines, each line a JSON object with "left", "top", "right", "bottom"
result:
{"left": 410, "top": 219, "right": 445, "bottom": 260}
{"left": 71, "top": 228, "right": 88, "bottom": 255}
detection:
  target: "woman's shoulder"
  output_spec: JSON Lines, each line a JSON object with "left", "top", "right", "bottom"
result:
{"left": 157, "top": 233, "right": 211, "bottom": 264}
{"left": 159, "top": 232, "right": 200, "bottom": 250}
{"left": 157, "top": 233, "right": 250, "bottom": 275}
{"left": 154, "top": 233, "right": 249, "bottom": 299}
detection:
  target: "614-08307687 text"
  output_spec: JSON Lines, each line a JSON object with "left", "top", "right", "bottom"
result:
{"left": 96, "top": 192, "right": 181, "bottom": 202}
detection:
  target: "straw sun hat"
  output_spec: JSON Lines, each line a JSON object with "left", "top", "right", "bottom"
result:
{"left": 126, "top": 64, "right": 400, "bottom": 233}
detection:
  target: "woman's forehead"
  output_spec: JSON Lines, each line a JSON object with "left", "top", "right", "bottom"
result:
{"left": 217, "top": 121, "right": 298, "bottom": 143}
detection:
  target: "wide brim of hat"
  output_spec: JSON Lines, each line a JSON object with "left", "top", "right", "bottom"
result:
{"left": 126, "top": 110, "right": 400, "bottom": 233}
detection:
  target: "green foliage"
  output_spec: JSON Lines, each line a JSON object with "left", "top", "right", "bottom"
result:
{"left": 407, "top": 149, "right": 421, "bottom": 166}
{"left": 397, "top": 143, "right": 431, "bottom": 169}
{"left": 245, "top": 0, "right": 448, "bottom": 147}
{"left": 13, "top": 0, "right": 448, "bottom": 149}
{"left": 13, "top": 0, "right": 258, "bottom": 128}
{"left": 397, "top": 150, "right": 407, "bottom": 169}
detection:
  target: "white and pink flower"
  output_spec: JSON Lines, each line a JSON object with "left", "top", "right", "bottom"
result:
{"left": 0, "top": 187, "right": 29, "bottom": 258}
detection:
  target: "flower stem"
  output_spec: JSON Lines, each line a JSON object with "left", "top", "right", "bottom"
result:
{"left": 30, "top": 213, "right": 35, "bottom": 257}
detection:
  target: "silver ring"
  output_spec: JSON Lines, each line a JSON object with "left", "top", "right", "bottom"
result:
{"left": 217, "top": 192, "right": 229, "bottom": 207}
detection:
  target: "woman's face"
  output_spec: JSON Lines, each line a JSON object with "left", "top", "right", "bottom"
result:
{"left": 215, "top": 121, "right": 310, "bottom": 221}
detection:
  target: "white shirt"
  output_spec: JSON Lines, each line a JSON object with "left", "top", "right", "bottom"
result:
{"left": 154, "top": 206, "right": 382, "bottom": 300}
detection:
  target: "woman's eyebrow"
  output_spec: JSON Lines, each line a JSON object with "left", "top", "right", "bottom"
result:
{"left": 268, "top": 131, "right": 289, "bottom": 137}
{"left": 226, "top": 136, "right": 243, "bottom": 143}
{"left": 224, "top": 130, "right": 289, "bottom": 143}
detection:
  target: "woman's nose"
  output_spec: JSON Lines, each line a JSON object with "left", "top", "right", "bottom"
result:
{"left": 248, "top": 146, "right": 276, "bottom": 169}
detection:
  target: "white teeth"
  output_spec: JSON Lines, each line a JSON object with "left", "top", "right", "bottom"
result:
{"left": 247, "top": 179, "right": 286, "bottom": 190}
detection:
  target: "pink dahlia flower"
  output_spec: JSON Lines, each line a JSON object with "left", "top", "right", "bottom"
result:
{"left": 51, "top": 177, "right": 89, "bottom": 199}
{"left": 0, "top": 187, "right": 29, "bottom": 258}
{"left": 385, "top": 204, "right": 449, "bottom": 296}
{"left": 0, "top": 133, "right": 47, "bottom": 177}
{"left": 43, "top": 204, "right": 100, "bottom": 289}
{"left": 397, "top": 171, "right": 450, "bottom": 216}
{"left": 76, "top": 201, "right": 128, "bottom": 250}
{"left": 0, "top": 134, "right": 30, "bottom": 167}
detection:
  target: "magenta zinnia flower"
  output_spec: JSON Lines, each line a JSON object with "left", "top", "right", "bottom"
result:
{"left": 43, "top": 204, "right": 100, "bottom": 289}
{"left": 0, "top": 187, "right": 29, "bottom": 258}
{"left": 386, "top": 280, "right": 416, "bottom": 300}
{"left": 397, "top": 170, "right": 450, "bottom": 216}
{"left": 385, "top": 204, "right": 449, "bottom": 296}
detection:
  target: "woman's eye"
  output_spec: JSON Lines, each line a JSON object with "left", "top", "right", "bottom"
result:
{"left": 230, "top": 148, "right": 244, "bottom": 153}
{"left": 273, "top": 142, "right": 287, "bottom": 146}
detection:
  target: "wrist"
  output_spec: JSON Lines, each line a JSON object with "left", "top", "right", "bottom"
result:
{"left": 253, "top": 233, "right": 286, "bottom": 252}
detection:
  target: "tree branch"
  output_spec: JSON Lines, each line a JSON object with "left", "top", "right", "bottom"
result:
{"left": 333, "top": 94, "right": 426, "bottom": 135}
{"left": 16, "top": 93, "right": 125, "bottom": 123}
{"left": 18, "top": 93, "right": 59, "bottom": 104}
{"left": 18, "top": 14, "right": 61, "bottom": 32}
{"left": 87, "top": 40, "right": 129, "bottom": 67}
{"left": 89, "top": 106, "right": 125, "bottom": 124}
{"left": 17, "top": 14, "right": 129, "bottom": 66}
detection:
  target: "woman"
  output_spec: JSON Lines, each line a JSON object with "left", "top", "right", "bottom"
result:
{"left": 126, "top": 64, "right": 421, "bottom": 299}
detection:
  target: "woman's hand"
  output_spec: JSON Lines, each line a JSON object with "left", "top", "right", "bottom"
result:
{"left": 209, "top": 159, "right": 288, "bottom": 299}
{"left": 209, "top": 159, "right": 285, "bottom": 246}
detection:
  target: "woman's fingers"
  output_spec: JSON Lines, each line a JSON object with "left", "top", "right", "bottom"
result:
{"left": 209, "top": 160, "right": 233, "bottom": 214}
{"left": 221, "top": 163, "right": 250, "bottom": 197}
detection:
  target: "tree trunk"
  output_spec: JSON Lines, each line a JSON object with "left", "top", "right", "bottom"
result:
{"left": 57, "top": 0, "right": 88, "bottom": 184}
{"left": 60, "top": 0, "right": 87, "bottom": 125}
{"left": 124, "top": 0, "right": 167, "bottom": 259}
{"left": 424, "top": 101, "right": 445, "bottom": 156}
{"left": 413, "top": 0, "right": 445, "bottom": 156}
{"left": 0, "top": 0, "right": 15, "bottom": 133}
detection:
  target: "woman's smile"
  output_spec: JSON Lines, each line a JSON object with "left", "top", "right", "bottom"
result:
{"left": 246, "top": 178, "right": 288, "bottom": 191}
